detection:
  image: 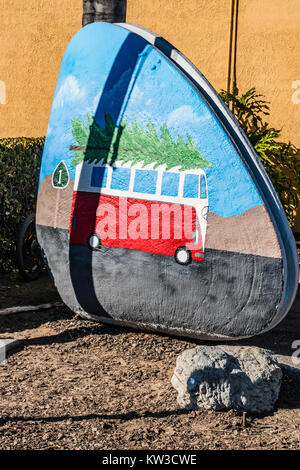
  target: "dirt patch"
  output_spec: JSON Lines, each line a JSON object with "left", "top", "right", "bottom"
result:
{"left": 0, "top": 269, "right": 299, "bottom": 449}
{"left": 0, "top": 272, "right": 60, "bottom": 310}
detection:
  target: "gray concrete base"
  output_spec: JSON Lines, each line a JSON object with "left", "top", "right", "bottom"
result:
{"left": 37, "top": 224, "right": 284, "bottom": 339}
{"left": 0, "top": 338, "right": 19, "bottom": 363}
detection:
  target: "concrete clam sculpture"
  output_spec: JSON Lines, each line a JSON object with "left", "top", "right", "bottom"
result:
{"left": 36, "top": 22, "right": 298, "bottom": 340}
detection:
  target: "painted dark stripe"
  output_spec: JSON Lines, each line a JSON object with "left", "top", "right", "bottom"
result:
{"left": 39, "top": 225, "right": 284, "bottom": 339}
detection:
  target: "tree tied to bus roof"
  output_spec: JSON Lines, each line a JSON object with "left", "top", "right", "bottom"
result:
{"left": 71, "top": 113, "right": 212, "bottom": 171}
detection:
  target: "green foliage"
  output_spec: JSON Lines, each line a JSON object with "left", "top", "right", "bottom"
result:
{"left": 71, "top": 114, "right": 212, "bottom": 170}
{"left": 0, "top": 137, "right": 44, "bottom": 272}
{"left": 220, "top": 88, "right": 300, "bottom": 227}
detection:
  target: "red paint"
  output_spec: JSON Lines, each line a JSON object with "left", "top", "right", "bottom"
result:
{"left": 69, "top": 191, "right": 203, "bottom": 261}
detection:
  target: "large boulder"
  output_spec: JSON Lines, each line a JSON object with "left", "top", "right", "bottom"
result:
{"left": 171, "top": 346, "right": 282, "bottom": 413}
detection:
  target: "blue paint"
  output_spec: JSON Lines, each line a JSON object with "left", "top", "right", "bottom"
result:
{"left": 40, "top": 22, "right": 263, "bottom": 217}
{"left": 183, "top": 174, "right": 199, "bottom": 199}
{"left": 161, "top": 172, "right": 180, "bottom": 197}
{"left": 133, "top": 169, "right": 158, "bottom": 194}
{"left": 94, "top": 33, "right": 148, "bottom": 128}
{"left": 110, "top": 168, "right": 131, "bottom": 191}
{"left": 91, "top": 167, "right": 108, "bottom": 188}
{"left": 200, "top": 176, "right": 207, "bottom": 199}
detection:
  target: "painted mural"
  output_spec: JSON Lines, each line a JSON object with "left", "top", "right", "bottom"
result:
{"left": 69, "top": 114, "right": 210, "bottom": 264}
{"left": 36, "top": 22, "right": 298, "bottom": 339}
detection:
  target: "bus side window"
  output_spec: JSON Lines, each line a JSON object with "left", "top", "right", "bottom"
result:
{"left": 183, "top": 174, "right": 199, "bottom": 198}
{"left": 110, "top": 167, "right": 131, "bottom": 191}
{"left": 91, "top": 167, "right": 108, "bottom": 188}
{"left": 161, "top": 172, "right": 180, "bottom": 197}
{"left": 133, "top": 170, "right": 158, "bottom": 194}
{"left": 200, "top": 175, "right": 207, "bottom": 198}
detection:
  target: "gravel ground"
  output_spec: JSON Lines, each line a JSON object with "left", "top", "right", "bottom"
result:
{"left": 0, "top": 268, "right": 299, "bottom": 450}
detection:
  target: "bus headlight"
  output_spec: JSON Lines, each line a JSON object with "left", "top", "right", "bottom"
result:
{"left": 202, "top": 206, "right": 208, "bottom": 220}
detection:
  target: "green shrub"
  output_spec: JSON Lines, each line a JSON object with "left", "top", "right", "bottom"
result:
{"left": 0, "top": 137, "right": 44, "bottom": 272}
{"left": 220, "top": 88, "right": 300, "bottom": 227}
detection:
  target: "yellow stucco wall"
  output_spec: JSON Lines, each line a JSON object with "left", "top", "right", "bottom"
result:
{"left": 129, "top": 0, "right": 230, "bottom": 100}
{"left": 0, "top": 0, "right": 299, "bottom": 143}
{"left": 0, "top": 0, "right": 299, "bottom": 228}
{"left": 0, "top": 0, "right": 82, "bottom": 138}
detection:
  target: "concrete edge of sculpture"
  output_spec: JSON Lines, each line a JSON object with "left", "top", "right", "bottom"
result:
{"left": 118, "top": 22, "right": 299, "bottom": 333}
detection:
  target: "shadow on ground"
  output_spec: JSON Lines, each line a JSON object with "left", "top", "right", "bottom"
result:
{"left": 0, "top": 269, "right": 300, "bottom": 449}
{"left": 1, "top": 267, "right": 299, "bottom": 362}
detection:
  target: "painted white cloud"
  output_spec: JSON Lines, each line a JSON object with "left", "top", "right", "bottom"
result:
{"left": 130, "top": 84, "right": 144, "bottom": 103}
{"left": 167, "top": 105, "right": 210, "bottom": 127}
{"left": 53, "top": 75, "right": 86, "bottom": 109}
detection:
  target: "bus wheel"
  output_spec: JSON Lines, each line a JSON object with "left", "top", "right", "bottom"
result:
{"left": 87, "top": 233, "right": 101, "bottom": 251}
{"left": 174, "top": 246, "right": 192, "bottom": 265}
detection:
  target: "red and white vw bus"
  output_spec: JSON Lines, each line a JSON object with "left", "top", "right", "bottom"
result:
{"left": 69, "top": 160, "right": 208, "bottom": 265}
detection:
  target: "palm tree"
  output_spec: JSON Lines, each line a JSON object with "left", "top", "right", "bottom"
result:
{"left": 83, "top": 0, "right": 127, "bottom": 27}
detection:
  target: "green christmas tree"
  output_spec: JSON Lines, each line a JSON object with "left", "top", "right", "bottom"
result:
{"left": 71, "top": 113, "right": 212, "bottom": 170}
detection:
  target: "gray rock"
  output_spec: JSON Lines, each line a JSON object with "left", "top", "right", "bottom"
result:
{"left": 171, "top": 345, "right": 282, "bottom": 413}
{"left": 0, "top": 338, "right": 19, "bottom": 363}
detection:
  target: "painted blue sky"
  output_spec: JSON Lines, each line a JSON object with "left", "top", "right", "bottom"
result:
{"left": 41, "top": 22, "right": 263, "bottom": 217}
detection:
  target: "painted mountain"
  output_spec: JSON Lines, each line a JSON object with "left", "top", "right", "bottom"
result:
{"left": 36, "top": 22, "right": 298, "bottom": 339}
